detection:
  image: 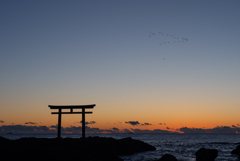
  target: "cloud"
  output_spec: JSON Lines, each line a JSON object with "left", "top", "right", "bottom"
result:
{"left": 0, "top": 125, "right": 117, "bottom": 134}
{"left": 153, "top": 129, "right": 175, "bottom": 133}
{"left": 0, "top": 124, "right": 175, "bottom": 134}
{"left": 0, "top": 124, "right": 131, "bottom": 134}
{"left": 122, "top": 129, "right": 133, "bottom": 133}
{"left": 0, "top": 120, "right": 4, "bottom": 123}
{"left": 114, "top": 121, "right": 122, "bottom": 124}
{"left": 179, "top": 126, "right": 240, "bottom": 133}
{"left": 141, "top": 122, "right": 152, "bottom": 126}
{"left": 125, "top": 121, "right": 140, "bottom": 126}
{"left": 62, "top": 126, "right": 106, "bottom": 133}
{"left": 0, "top": 125, "right": 52, "bottom": 134}
{"left": 131, "top": 128, "right": 175, "bottom": 134}
{"left": 112, "top": 127, "right": 119, "bottom": 132}
{"left": 25, "top": 122, "right": 36, "bottom": 125}
{"left": 126, "top": 121, "right": 152, "bottom": 126}
{"left": 5, "top": 124, "right": 240, "bottom": 134}
{"left": 131, "top": 129, "right": 152, "bottom": 133}
{"left": 159, "top": 123, "right": 166, "bottom": 125}
{"left": 50, "top": 125, "right": 57, "bottom": 128}
{"left": 79, "top": 121, "right": 96, "bottom": 125}
{"left": 179, "top": 127, "right": 209, "bottom": 133}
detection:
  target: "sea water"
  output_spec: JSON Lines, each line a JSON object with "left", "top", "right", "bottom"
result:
{"left": 1, "top": 133, "right": 240, "bottom": 161}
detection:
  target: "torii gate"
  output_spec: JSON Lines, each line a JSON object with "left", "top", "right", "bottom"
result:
{"left": 49, "top": 104, "right": 95, "bottom": 138}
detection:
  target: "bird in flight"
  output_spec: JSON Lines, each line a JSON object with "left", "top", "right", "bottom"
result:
{"left": 148, "top": 31, "right": 189, "bottom": 46}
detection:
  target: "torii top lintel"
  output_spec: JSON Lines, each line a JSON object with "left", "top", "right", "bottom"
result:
{"left": 48, "top": 104, "right": 95, "bottom": 109}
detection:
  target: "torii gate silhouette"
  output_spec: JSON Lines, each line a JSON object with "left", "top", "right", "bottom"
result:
{"left": 49, "top": 104, "right": 95, "bottom": 138}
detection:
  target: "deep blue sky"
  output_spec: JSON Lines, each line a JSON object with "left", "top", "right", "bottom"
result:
{"left": 1, "top": 0, "right": 240, "bottom": 131}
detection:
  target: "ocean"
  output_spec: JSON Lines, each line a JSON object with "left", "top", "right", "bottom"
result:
{"left": 1, "top": 133, "right": 240, "bottom": 161}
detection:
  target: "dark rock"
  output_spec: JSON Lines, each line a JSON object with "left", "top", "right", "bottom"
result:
{"left": 117, "top": 137, "right": 156, "bottom": 155}
{"left": 158, "top": 154, "right": 178, "bottom": 161}
{"left": 195, "top": 148, "right": 218, "bottom": 161}
{"left": 0, "top": 136, "right": 156, "bottom": 161}
{"left": 0, "top": 136, "right": 9, "bottom": 143}
{"left": 231, "top": 144, "right": 240, "bottom": 157}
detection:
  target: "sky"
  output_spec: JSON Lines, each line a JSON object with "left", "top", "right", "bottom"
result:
{"left": 1, "top": 0, "right": 240, "bottom": 134}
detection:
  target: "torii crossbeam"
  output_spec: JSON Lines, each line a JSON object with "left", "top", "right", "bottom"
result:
{"left": 49, "top": 104, "right": 95, "bottom": 138}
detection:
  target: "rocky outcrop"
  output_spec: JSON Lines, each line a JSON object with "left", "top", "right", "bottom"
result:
{"left": 116, "top": 137, "right": 156, "bottom": 155}
{"left": 0, "top": 136, "right": 156, "bottom": 161}
{"left": 158, "top": 154, "right": 178, "bottom": 161}
{"left": 195, "top": 148, "right": 218, "bottom": 161}
{"left": 231, "top": 144, "right": 240, "bottom": 156}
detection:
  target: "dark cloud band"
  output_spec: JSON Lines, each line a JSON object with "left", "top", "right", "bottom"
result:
{"left": 125, "top": 121, "right": 140, "bottom": 126}
{"left": 179, "top": 126, "right": 240, "bottom": 133}
{"left": 25, "top": 122, "right": 36, "bottom": 125}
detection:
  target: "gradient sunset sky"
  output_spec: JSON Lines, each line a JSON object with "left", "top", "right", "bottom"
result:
{"left": 1, "top": 0, "right": 240, "bottom": 133}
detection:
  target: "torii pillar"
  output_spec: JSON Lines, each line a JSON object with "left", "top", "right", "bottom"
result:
{"left": 49, "top": 104, "right": 95, "bottom": 138}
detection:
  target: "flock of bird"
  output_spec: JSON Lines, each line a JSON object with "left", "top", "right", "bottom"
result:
{"left": 149, "top": 31, "right": 189, "bottom": 46}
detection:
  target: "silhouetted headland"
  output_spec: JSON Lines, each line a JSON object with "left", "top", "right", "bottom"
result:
{"left": 0, "top": 136, "right": 156, "bottom": 161}
{"left": 231, "top": 144, "right": 240, "bottom": 157}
